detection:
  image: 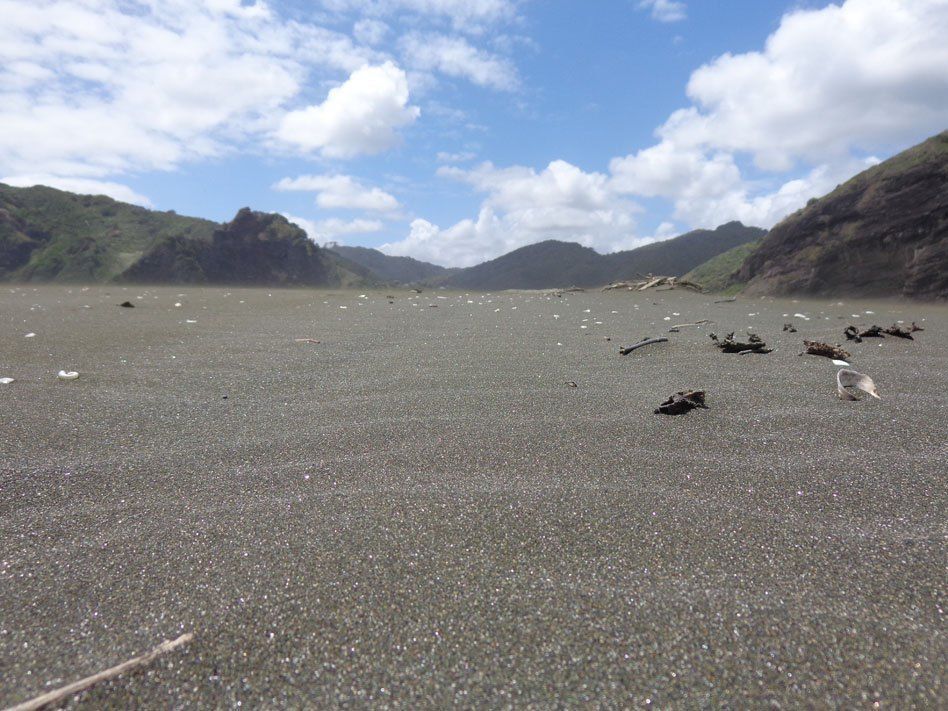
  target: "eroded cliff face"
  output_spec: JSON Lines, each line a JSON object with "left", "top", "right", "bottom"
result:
{"left": 738, "top": 131, "right": 948, "bottom": 300}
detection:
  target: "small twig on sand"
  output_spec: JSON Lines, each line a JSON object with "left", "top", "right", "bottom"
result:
{"left": 294, "top": 338, "right": 321, "bottom": 344}
{"left": 668, "top": 320, "right": 711, "bottom": 332}
{"left": 713, "top": 297, "right": 736, "bottom": 303}
{"left": 619, "top": 337, "right": 668, "bottom": 355}
{"left": 8, "top": 633, "right": 194, "bottom": 711}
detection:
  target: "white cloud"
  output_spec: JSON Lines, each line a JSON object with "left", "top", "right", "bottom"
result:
{"left": 1, "top": 174, "right": 153, "bottom": 207}
{"left": 275, "top": 62, "right": 420, "bottom": 158}
{"left": 274, "top": 174, "right": 400, "bottom": 212}
{"left": 638, "top": 0, "right": 687, "bottom": 23}
{"left": 382, "top": 160, "right": 644, "bottom": 266}
{"left": 400, "top": 34, "right": 519, "bottom": 91}
{"left": 612, "top": 0, "right": 948, "bottom": 228}
{"left": 0, "top": 0, "right": 383, "bottom": 192}
{"left": 283, "top": 213, "right": 383, "bottom": 241}
{"left": 659, "top": 0, "right": 948, "bottom": 168}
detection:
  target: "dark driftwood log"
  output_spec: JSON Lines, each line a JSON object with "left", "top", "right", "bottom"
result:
{"left": 709, "top": 332, "right": 772, "bottom": 353}
{"left": 802, "top": 340, "right": 851, "bottom": 359}
{"left": 883, "top": 324, "right": 914, "bottom": 339}
{"left": 654, "top": 390, "right": 708, "bottom": 415}
{"left": 619, "top": 337, "right": 668, "bottom": 355}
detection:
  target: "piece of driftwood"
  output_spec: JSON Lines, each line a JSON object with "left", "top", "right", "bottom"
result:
{"left": 668, "top": 320, "right": 711, "bottom": 333}
{"left": 565, "top": 381, "right": 578, "bottom": 388}
{"left": 844, "top": 325, "right": 885, "bottom": 342}
{"left": 883, "top": 324, "right": 914, "bottom": 339}
{"left": 619, "top": 337, "right": 668, "bottom": 355}
{"left": 713, "top": 297, "right": 736, "bottom": 303}
{"left": 654, "top": 390, "right": 707, "bottom": 415}
{"left": 709, "top": 332, "right": 772, "bottom": 353}
{"left": 802, "top": 340, "right": 851, "bottom": 360}
{"left": 782, "top": 323, "right": 797, "bottom": 332}
{"left": 294, "top": 338, "right": 321, "bottom": 344}
{"left": 8, "top": 633, "right": 194, "bottom": 711}
{"left": 602, "top": 276, "right": 703, "bottom": 293}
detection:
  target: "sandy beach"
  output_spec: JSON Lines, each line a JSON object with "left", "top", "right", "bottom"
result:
{"left": 1, "top": 285, "right": 945, "bottom": 707}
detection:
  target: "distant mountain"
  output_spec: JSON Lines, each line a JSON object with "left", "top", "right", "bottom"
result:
{"left": 123, "top": 208, "right": 373, "bottom": 286}
{"left": 736, "top": 131, "right": 948, "bottom": 300}
{"left": 438, "top": 222, "right": 765, "bottom": 290}
{"left": 0, "top": 183, "right": 215, "bottom": 282}
{"left": 684, "top": 240, "right": 762, "bottom": 293}
{"left": 326, "top": 244, "right": 454, "bottom": 284}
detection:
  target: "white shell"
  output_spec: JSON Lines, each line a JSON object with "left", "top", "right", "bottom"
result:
{"left": 0, "top": 377, "right": 13, "bottom": 384}
{"left": 57, "top": 370, "right": 79, "bottom": 380}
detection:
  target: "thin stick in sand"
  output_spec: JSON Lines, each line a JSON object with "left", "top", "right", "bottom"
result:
{"left": 7, "top": 633, "right": 194, "bottom": 711}
{"left": 619, "top": 337, "right": 668, "bottom": 355}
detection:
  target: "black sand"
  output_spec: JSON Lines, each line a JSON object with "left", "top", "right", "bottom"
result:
{"left": 1, "top": 286, "right": 945, "bottom": 707}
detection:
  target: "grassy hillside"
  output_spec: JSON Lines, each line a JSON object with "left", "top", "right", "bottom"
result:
{"left": 0, "top": 183, "right": 216, "bottom": 281}
{"left": 737, "top": 131, "right": 948, "bottom": 299}
{"left": 684, "top": 240, "right": 761, "bottom": 293}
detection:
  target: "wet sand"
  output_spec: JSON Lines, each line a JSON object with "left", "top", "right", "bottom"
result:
{"left": 1, "top": 285, "right": 945, "bottom": 707}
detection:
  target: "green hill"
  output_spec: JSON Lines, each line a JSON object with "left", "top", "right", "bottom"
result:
{"left": 0, "top": 183, "right": 216, "bottom": 282}
{"left": 684, "top": 240, "right": 762, "bottom": 293}
{"left": 0, "top": 184, "right": 373, "bottom": 287}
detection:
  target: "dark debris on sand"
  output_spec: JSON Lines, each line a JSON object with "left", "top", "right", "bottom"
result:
{"left": 709, "top": 332, "right": 772, "bottom": 354}
{"left": 654, "top": 390, "right": 708, "bottom": 415}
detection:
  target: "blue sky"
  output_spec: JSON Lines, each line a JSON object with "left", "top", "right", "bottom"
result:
{"left": 2, "top": 0, "right": 947, "bottom": 266}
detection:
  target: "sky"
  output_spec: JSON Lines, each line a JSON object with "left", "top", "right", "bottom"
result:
{"left": 2, "top": 0, "right": 947, "bottom": 267}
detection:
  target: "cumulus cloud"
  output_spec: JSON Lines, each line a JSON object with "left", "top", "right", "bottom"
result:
{"left": 0, "top": 0, "right": 386, "bottom": 196}
{"left": 283, "top": 213, "right": 384, "bottom": 241}
{"left": 382, "top": 160, "right": 644, "bottom": 266}
{"left": 659, "top": 0, "right": 948, "bottom": 169}
{"left": 399, "top": 34, "right": 519, "bottom": 91}
{"left": 274, "top": 174, "right": 400, "bottom": 212}
{"left": 638, "top": 0, "right": 687, "bottom": 23}
{"left": 275, "top": 62, "right": 420, "bottom": 157}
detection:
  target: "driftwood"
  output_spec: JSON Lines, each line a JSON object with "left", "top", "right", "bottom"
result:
{"left": 845, "top": 322, "right": 923, "bottom": 342}
{"left": 782, "top": 323, "right": 797, "bottom": 333}
{"left": 844, "top": 325, "right": 885, "bottom": 342}
{"left": 713, "top": 297, "right": 736, "bottom": 303}
{"left": 602, "top": 276, "right": 703, "bottom": 293}
{"left": 619, "top": 337, "right": 668, "bottom": 355}
{"left": 802, "top": 340, "right": 851, "bottom": 360}
{"left": 8, "top": 633, "right": 194, "bottom": 711}
{"left": 294, "top": 338, "right": 321, "bottom": 344}
{"left": 709, "top": 332, "right": 772, "bottom": 354}
{"left": 668, "top": 320, "right": 711, "bottom": 333}
{"left": 654, "top": 390, "right": 708, "bottom": 415}
{"left": 883, "top": 324, "right": 914, "bottom": 339}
